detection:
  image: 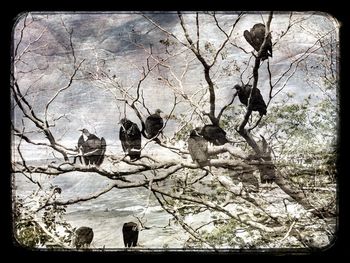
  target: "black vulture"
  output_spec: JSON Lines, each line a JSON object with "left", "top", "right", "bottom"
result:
{"left": 199, "top": 125, "right": 229, "bottom": 146}
{"left": 78, "top": 128, "right": 106, "bottom": 166}
{"left": 234, "top": 84, "right": 267, "bottom": 116}
{"left": 145, "top": 109, "right": 164, "bottom": 143}
{"left": 122, "top": 222, "right": 139, "bottom": 247}
{"left": 73, "top": 226, "right": 94, "bottom": 249}
{"left": 119, "top": 118, "right": 142, "bottom": 161}
{"left": 243, "top": 23, "right": 272, "bottom": 61}
{"left": 188, "top": 128, "right": 208, "bottom": 167}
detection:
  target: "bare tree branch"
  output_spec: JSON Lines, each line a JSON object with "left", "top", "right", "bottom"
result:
{"left": 210, "top": 12, "right": 242, "bottom": 68}
{"left": 44, "top": 59, "right": 85, "bottom": 126}
{"left": 60, "top": 16, "right": 76, "bottom": 65}
{"left": 154, "top": 192, "right": 218, "bottom": 250}
{"left": 36, "top": 182, "right": 118, "bottom": 212}
{"left": 140, "top": 13, "right": 189, "bottom": 48}
{"left": 12, "top": 13, "right": 336, "bottom": 249}
{"left": 151, "top": 186, "right": 286, "bottom": 233}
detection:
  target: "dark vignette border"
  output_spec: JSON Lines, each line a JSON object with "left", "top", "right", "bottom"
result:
{"left": 2, "top": 0, "right": 347, "bottom": 260}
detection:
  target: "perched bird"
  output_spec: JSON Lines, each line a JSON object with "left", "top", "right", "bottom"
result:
{"left": 243, "top": 23, "right": 272, "bottom": 61}
{"left": 119, "top": 118, "right": 142, "bottom": 161}
{"left": 145, "top": 109, "right": 164, "bottom": 143}
{"left": 122, "top": 222, "right": 139, "bottom": 247}
{"left": 199, "top": 125, "right": 229, "bottom": 146}
{"left": 73, "top": 226, "right": 94, "bottom": 249}
{"left": 78, "top": 128, "right": 106, "bottom": 166}
{"left": 234, "top": 84, "right": 267, "bottom": 116}
{"left": 188, "top": 128, "right": 208, "bottom": 167}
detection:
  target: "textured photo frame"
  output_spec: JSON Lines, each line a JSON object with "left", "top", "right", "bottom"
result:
{"left": 11, "top": 11, "right": 339, "bottom": 253}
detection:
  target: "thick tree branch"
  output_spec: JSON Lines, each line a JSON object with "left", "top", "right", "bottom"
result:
{"left": 151, "top": 186, "right": 286, "bottom": 233}
{"left": 177, "top": 12, "right": 218, "bottom": 124}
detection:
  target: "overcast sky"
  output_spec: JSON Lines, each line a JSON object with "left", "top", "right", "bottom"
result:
{"left": 12, "top": 12, "right": 339, "bottom": 154}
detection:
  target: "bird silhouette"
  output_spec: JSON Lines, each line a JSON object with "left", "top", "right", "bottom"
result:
{"left": 77, "top": 129, "right": 106, "bottom": 166}
{"left": 122, "top": 222, "right": 139, "bottom": 247}
{"left": 199, "top": 125, "right": 229, "bottom": 146}
{"left": 234, "top": 84, "right": 267, "bottom": 116}
{"left": 119, "top": 118, "right": 142, "bottom": 161}
{"left": 73, "top": 226, "right": 94, "bottom": 249}
{"left": 243, "top": 23, "right": 272, "bottom": 61}
{"left": 145, "top": 109, "right": 164, "bottom": 143}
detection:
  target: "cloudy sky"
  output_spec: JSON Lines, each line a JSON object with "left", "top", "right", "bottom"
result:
{"left": 12, "top": 12, "right": 338, "bottom": 156}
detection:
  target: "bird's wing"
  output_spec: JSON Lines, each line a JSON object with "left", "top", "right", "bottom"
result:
{"left": 194, "top": 137, "right": 209, "bottom": 162}
{"left": 128, "top": 123, "right": 140, "bottom": 136}
{"left": 198, "top": 138, "right": 208, "bottom": 154}
{"left": 120, "top": 127, "right": 128, "bottom": 152}
{"left": 243, "top": 30, "right": 253, "bottom": 45}
{"left": 129, "top": 124, "right": 142, "bottom": 148}
{"left": 94, "top": 137, "right": 106, "bottom": 166}
{"left": 89, "top": 134, "right": 99, "bottom": 140}
{"left": 119, "top": 126, "right": 126, "bottom": 140}
{"left": 252, "top": 24, "right": 266, "bottom": 46}
{"left": 237, "top": 85, "right": 251, "bottom": 106}
{"left": 187, "top": 138, "right": 196, "bottom": 161}
{"left": 145, "top": 115, "right": 163, "bottom": 137}
{"left": 78, "top": 135, "right": 85, "bottom": 148}
{"left": 145, "top": 116, "right": 152, "bottom": 133}
{"left": 250, "top": 89, "right": 267, "bottom": 115}
{"left": 254, "top": 89, "right": 267, "bottom": 106}
{"left": 244, "top": 30, "right": 259, "bottom": 51}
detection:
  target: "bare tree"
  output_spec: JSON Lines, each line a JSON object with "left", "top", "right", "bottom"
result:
{"left": 11, "top": 12, "right": 338, "bottom": 250}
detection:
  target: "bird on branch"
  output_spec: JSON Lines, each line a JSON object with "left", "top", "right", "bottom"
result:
{"left": 77, "top": 128, "right": 106, "bottom": 166}
{"left": 119, "top": 118, "right": 142, "bottom": 161}
{"left": 234, "top": 84, "right": 267, "bottom": 116}
{"left": 199, "top": 124, "right": 229, "bottom": 146}
{"left": 243, "top": 23, "right": 272, "bottom": 61}
{"left": 145, "top": 109, "right": 164, "bottom": 143}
